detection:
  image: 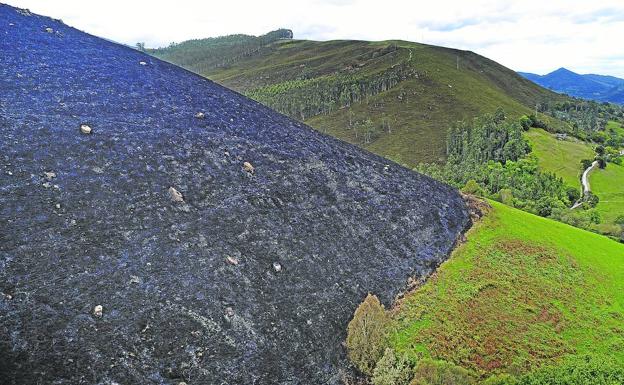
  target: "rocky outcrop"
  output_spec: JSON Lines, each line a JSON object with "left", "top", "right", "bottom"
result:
{"left": 0, "top": 5, "right": 469, "bottom": 385}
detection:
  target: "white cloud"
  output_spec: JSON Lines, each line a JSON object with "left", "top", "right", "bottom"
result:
{"left": 5, "top": 0, "right": 624, "bottom": 77}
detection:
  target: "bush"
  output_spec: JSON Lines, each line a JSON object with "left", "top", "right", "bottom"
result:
{"left": 596, "top": 155, "right": 607, "bottom": 169}
{"left": 550, "top": 207, "right": 598, "bottom": 231}
{"left": 462, "top": 180, "right": 483, "bottom": 196}
{"left": 498, "top": 188, "right": 514, "bottom": 206}
{"left": 519, "top": 115, "right": 532, "bottom": 131}
{"left": 480, "top": 373, "right": 518, "bottom": 385}
{"left": 410, "top": 359, "right": 476, "bottom": 385}
{"left": 589, "top": 210, "right": 601, "bottom": 224}
{"left": 372, "top": 348, "right": 413, "bottom": 385}
{"left": 346, "top": 294, "right": 389, "bottom": 376}
{"left": 583, "top": 191, "right": 599, "bottom": 208}
{"left": 528, "top": 114, "right": 547, "bottom": 129}
{"left": 565, "top": 186, "right": 581, "bottom": 204}
{"left": 516, "top": 356, "right": 624, "bottom": 385}
{"left": 580, "top": 159, "right": 593, "bottom": 171}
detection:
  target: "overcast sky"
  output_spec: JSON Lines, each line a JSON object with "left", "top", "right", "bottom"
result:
{"left": 5, "top": 0, "right": 624, "bottom": 77}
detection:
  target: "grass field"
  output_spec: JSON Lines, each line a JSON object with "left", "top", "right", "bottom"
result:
{"left": 606, "top": 120, "right": 624, "bottom": 136}
{"left": 590, "top": 162, "right": 624, "bottom": 235}
{"left": 524, "top": 128, "right": 595, "bottom": 189}
{"left": 388, "top": 201, "right": 624, "bottom": 376}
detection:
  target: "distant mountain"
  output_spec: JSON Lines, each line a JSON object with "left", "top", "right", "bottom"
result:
{"left": 519, "top": 67, "right": 624, "bottom": 104}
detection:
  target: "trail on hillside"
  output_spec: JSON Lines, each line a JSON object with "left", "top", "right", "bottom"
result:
{"left": 572, "top": 160, "right": 599, "bottom": 209}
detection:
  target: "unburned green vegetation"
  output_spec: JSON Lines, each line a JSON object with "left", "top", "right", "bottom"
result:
{"left": 346, "top": 202, "right": 624, "bottom": 383}
{"left": 524, "top": 128, "right": 595, "bottom": 189}
{"left": 591, "top": 162, "right": 624, "bottom": 237}
{"left": 523, "top": 126, "right": 624, "bottom": 237}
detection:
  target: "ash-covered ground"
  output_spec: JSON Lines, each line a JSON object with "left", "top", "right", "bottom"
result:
{"left": 0, "top": 5, "right": 469, "bottom": 384}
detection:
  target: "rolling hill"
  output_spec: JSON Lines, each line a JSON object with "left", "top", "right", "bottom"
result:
{"left": 0, "top": 5, "right": 469, "bottom": 384}
{"left": 149, "top": 32, "right": 566, "bottom": 166}
{"left": 387, "top": 201, "right": 624, "bottom": 379}
{"left": 520, "top": 67, "right": 624, "bottom": 105}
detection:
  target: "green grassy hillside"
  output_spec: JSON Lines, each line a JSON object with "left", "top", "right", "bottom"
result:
{"left": 388, "top": 201, "right": 624, "bottom": 376}
{"left": 524, "top": 127, "right": 623, "bottom": 236}
{"left": 524, "top": 128, "right": 595, "bottom": 189}
{"left": 149, "top": 35, "right": 566, "bottom": 165}
{"left": 591, "top": 163, "right": 624, "bottom": 235}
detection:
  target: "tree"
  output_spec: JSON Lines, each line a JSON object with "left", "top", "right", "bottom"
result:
{"left": 346, "top": 294, "right": 389, "bottom": 376}
{"left": 372, "top": 348, "right": 413, "bottom": 385}
{"left": 410, "top": 359, "right": 476, "bottom": 385}
{"left": 583, "top": 191, "right": 599, "bottom": 208}
{"left": 135, "top": 42, "right": 145, "bottom": 52}
{"left": 363, "top": 119, "right": 374, "bottom": 144}
{"left": 461, "top": 180, "right": 483, "bottom": 196}
{"left": 580, "top": 159, "right": 593, "bottom": 171}
{"left": 566, "top": 186, "right": 581, "bottom": 204}
{"left": 498, "top": 188, "right": 514, "bottom": 206}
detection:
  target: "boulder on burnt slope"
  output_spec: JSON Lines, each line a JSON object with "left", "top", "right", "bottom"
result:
{"left": 0, "top": 5, "right": 469, "bottom": 385}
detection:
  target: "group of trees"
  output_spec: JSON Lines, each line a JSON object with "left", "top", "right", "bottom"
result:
{"left": 345, "top": 294, "right": 624, "bottom": 385}
{"left": 420, "top": 110, "right": 570, "bottom": 213}
{"left": 591, "top": 144, "right": 623, "bottom": 169}
{"left": 446, "top": 109, "right": 529, "bottom": 164}
{"left": 416, "top": 109, "right": 603, "bottom": 231}
{"left": 147, "top": 29, "right": 293, "bottom": 72}
{"left": 246, "top": 63, "right": 415, "bottom": 121}
{"left": 537, "top": 98, "right": 624, "bottom": 146}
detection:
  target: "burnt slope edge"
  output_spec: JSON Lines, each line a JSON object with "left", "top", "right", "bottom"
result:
{"left": 0, "top": 5, "right": 469, "bottom": 384}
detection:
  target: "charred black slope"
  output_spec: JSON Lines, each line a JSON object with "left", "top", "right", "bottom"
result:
{"left": 0, "top": 5, "right": 469, "bottom": 384}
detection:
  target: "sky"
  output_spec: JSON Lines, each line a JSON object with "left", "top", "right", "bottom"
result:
{"left": 5, "top": 0, "right": 624, "bottom": 77}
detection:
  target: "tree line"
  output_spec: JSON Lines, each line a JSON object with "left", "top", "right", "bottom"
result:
{"left": 246, "top": 63, "right": 416, "bottom": 120}
{"left": 416, "top": 109, "right": 602, "bottom": 231}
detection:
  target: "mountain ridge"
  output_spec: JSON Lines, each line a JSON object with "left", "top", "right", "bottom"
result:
{"left": 519, "top": 67, "right": 624, "bottom": 104}
{"left": 149, "top": 31, "right": 566, "bottom": 165}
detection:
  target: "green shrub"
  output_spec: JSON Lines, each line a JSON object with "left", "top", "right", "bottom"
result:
{"left": 346, "top": 294, "right": 389, "bottom": 376}
{"left": 580, "top": 159, "right": 593, "bottom": 171}
{"left": 519, "top": 115, "right": 532, "bottom": 131}
{"left": 498, "top": 188, "right": 514, "bottom": 206}
{"left": 410, "top": 359, "right": 476, "bottom": 385}
{"left": 480, "top": 373, "right": 518, "bottom": 385}
{"left": 462, "top": 180, "right": 483, "bottom": 196}
{"left": 528, "top": 114, "right": 547, "bottom": 129}
{"left": 372, "top": 348, "right": 413, "bottom": 385}
{"left": 583, "top": 191, "right": 599, "bottom": 208}
{"left": 565, "top": 186, "right": 581, "bottom": 204}
{"left": 516, "top": 356, "right": 624, "bottom": 385}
